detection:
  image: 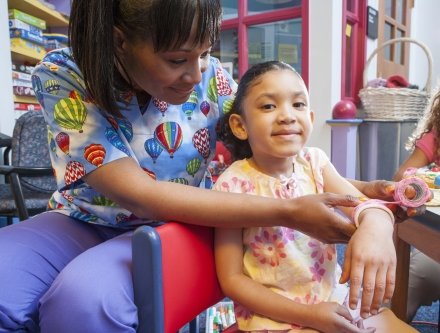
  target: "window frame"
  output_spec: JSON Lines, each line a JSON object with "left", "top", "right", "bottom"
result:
{"left": 220, "top": 1, "right": 309, "bottom": 84}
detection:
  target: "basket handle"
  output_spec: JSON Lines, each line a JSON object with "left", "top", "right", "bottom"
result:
{"left": 363, "top": 37, "right": 433, "bottom": 91}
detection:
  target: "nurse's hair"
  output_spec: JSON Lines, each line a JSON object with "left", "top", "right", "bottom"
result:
{"left": 218, "top": 61, "right": 302, "bottom": 161}
{"left": 69, "top": 0, "right": 222, "bottom": 117}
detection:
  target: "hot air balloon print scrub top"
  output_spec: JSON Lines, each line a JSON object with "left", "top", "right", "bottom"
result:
{"left": 31, "top": 48, "right": 236, "bottom": 228}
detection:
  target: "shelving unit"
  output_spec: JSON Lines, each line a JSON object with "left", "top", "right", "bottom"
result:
{"left": 7, "top": 0, "right": 69, "bottom": 104}
{"left": 8, "top": 0, "right": 68, "bottom": 27}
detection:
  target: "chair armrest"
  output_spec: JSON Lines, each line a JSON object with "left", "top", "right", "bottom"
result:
{"left": 0, "top": 132, "right": 12, "bottom": 148}
{"left": 0, "top": 165, "right": 53, "bottom": 177}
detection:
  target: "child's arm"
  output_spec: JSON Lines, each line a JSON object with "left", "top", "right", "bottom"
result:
{"left": 393, "top": 147, "right": 429, "bottom": 181}
{"left": 322, "top": 162, "right": 396, "bottom": 318}
{"left": 214, "top": 227, "right": 373, "bottom": 333}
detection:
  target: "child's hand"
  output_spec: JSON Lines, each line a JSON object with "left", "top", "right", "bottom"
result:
{"left": 340, "top": 209, "right": 396, "bottom": 318}
{"left": 307, "top": 302, "right": 375, "bottom": 333}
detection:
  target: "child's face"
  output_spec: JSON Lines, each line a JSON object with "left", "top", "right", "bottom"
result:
{"left": 230, "top": 69, "right": 314, "bottom": 161}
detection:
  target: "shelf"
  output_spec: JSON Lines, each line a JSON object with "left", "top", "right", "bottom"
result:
{"left": 13, "top": 95, "right": 38, "bottom": 104}
{"left": 11, "top": 45, "right": 44, "bottom": 63}
{"left": 8, "top": 0, "right": 69, "bottom": 27}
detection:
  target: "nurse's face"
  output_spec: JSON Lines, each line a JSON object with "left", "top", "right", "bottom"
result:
{"left": 116, "top": 28, "right": 212, "bottom": 105}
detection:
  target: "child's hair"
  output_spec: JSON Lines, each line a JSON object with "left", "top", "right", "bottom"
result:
{"left": 69, "top": 0, "right": 222, "bottom": 117}
{"left": 406, "top": 90, "right": 440, "bottom": 157}
{"left": 218, "top": 60, "right": 302, "bottom": 161}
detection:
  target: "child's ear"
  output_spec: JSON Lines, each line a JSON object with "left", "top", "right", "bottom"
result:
{"left": 229, "top": 114, "right": 248, "bottom": 140}
{"left": 310, "top": 110, "right": 315, "bottom": 123}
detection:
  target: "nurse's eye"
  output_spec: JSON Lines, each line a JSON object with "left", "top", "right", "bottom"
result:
{"left": 170, "top": 59, "right": 186, "bottom": 65}
{"left": 200, "top": 51, "right": 210, "bottom": 59}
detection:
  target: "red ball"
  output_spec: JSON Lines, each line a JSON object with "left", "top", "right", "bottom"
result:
{"left": 332, "top": 99, "right": 357, "bottom": 119}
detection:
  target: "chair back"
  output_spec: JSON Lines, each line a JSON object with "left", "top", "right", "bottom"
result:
{"left": 132, "top": 222, "right": 224, "bottom": 333}
{"left": 11, "top": 111, "right": 56, "bottom": 193}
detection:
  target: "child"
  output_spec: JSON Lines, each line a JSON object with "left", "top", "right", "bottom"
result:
{"left": 394, "top": 90, "right": 440, "bottom": 321}
{"left": 214, "top": 61, "right": 417, "bottom": 332}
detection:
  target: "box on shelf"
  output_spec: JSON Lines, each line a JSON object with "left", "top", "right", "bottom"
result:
{"left": 205, "top": 301, "right": 235, "bottom": 333}
{"left": 9, "top": 19, "right": 43, "bottom": 36}
{"left": 13, "top": 86, "right": 35, "bottom": 97}
{"left": 12, "top": 70, "right": 32, "bottom": 81}
{"left": 11, "top": 38, "right": 47, "bottom": 58}
{"left": 14, "top": 103, "right": 42, "bottom": 111}
{"left": 10, "top": 28, "right": 45, "bottom": 45}
{"left": 9, "top": 9, "right": 46, "bottom": 30}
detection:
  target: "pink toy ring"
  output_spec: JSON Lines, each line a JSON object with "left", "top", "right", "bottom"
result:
{"left": 393, "top": 176, "right": 431, "bottom": 208}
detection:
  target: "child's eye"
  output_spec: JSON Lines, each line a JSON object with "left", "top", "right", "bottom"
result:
{"left": 262, "top": 104, "right": 275, "bottom": 110}
{"left": 293, "top": 102, "right": 307, "bottom": 110}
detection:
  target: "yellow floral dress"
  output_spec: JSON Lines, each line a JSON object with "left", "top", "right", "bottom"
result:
{"left": 214, "top": 147, "right": 352, "bottom": 331}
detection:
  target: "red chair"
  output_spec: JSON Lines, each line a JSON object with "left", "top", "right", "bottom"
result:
{"left": 132, "top": 222, "right": 225, "bottom": 333}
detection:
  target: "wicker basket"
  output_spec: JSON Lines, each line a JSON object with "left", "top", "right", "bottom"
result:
{"left": 359, "top": 37, "right": 433, "bottom": 120}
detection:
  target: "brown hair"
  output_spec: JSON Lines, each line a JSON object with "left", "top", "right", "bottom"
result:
{"left": 69, "top": 0, "right": 222, "bottom": 117}
{"left": 407, "top": 91, "right": 440, "bottom": 158}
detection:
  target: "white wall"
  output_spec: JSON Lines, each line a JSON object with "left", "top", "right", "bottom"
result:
{"left": 0, "top": 2, "right": 15, "bottom": 136}
{"left": 308, "top": 0, "right": 343, "bottom": 155}
{"left": 409, "top": 0, "right": 440, "bottom": 91}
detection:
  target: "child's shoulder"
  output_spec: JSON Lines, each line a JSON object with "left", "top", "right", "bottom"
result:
{"left": 213, "top": 159, "right": 255, "bottom": 191}
{"left": 298, "top": 147, "right": 330, "bottom": 164}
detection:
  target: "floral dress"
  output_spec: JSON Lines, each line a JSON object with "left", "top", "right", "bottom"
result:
{"left": 213, "top": 147, "right": 351, "bottom": 331}
{"left": 31, "top": 48, "right": 236, "bottom": 228}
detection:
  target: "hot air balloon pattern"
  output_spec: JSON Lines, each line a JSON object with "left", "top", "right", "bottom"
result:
{"left": 153, "top": 98, "right": 168, "bottom": 116}
{"left": 67, "top": 69, "right": 86, "bottom": 89}
{"left": 154, "top": 122, "right": 183, "bottom": 158}
{"left": 84, "top": 143, "right": 106, "bottom": 167}
{"left": 144, "top": 138, "right": 163, "bottom": 163}
{"left": 169, "top": 178, "right": 189, "bottom": 185}
{"left": 105, "top": 127, "right": 131, "bottom": 156}
{"left": 44, "top": 79, "right": 61, "bottom": 95}
{"left": 186, "top": 158, "right": 201, "bottom": 177}
{"left": 117, "top": 90, "right": 134, "bottom": 105}
{"left": 182, "top": 91, "right": 198, "bottom": 119}
{"left": 116, "top": 118, "right": 133, "bottom": 142}
{"left": 142, "top": 167, "right": 157, "bottom": 180}
{"left": 192, "top": 127, "right": 211, "bottom": 163}
{"left": 200, "top": 100, "right": 210, "bottom": 117}
{"left": 45, "top": 52, "right": 68, "bottom": 66}
{"left": 47, "top": 126, "right": 57, "bottom": 156}
{"left": 222, "top": 98, "right": 234, "bottom": 114}
{"left": 106, "top": 116, "right": 118, "bottom": 130}
{"left": 64, "top": 160, "right": 86, "bottom": 186}
{"left": 69, "top": 89, "right": 83, "bottom": 101}
{"left": 207, "top": 68, "right": 233, "bottom": 102}
{"left": 92, "top": 196, "right": 116, "bottom": 207}
{"left": 70, "top": 211, "right": 97, "bottom": 223}
{"left": 54, "top": 98, "right": 87, "bottom": 133}
{"left": 55, "top": 132, "right": 71, "bottom": 157}
{"left": 31, "top": 74, "right": 44, "bottom": 108}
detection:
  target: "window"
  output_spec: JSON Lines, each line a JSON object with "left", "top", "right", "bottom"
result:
{"left": 215, "top": 0, "right": 308, "bottom": 82}
{"left": 377, "top": 0, "right": 412, "bottom": 79}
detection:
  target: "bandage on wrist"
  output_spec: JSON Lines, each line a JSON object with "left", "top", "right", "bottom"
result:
{"left": 352, "top": 199, "right": 395, "bottom": 228}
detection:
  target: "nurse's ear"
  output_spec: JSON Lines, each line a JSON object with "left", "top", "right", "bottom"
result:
{"left": 229, "top": 114, "right": 248, "bottom": 140}
{"left": 113, "top": 27, "right": 128, "bottom": 57}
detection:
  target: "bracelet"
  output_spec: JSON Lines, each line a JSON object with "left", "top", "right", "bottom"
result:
{"left": 352, "top": 199, "right": 395, "bottom": 228}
